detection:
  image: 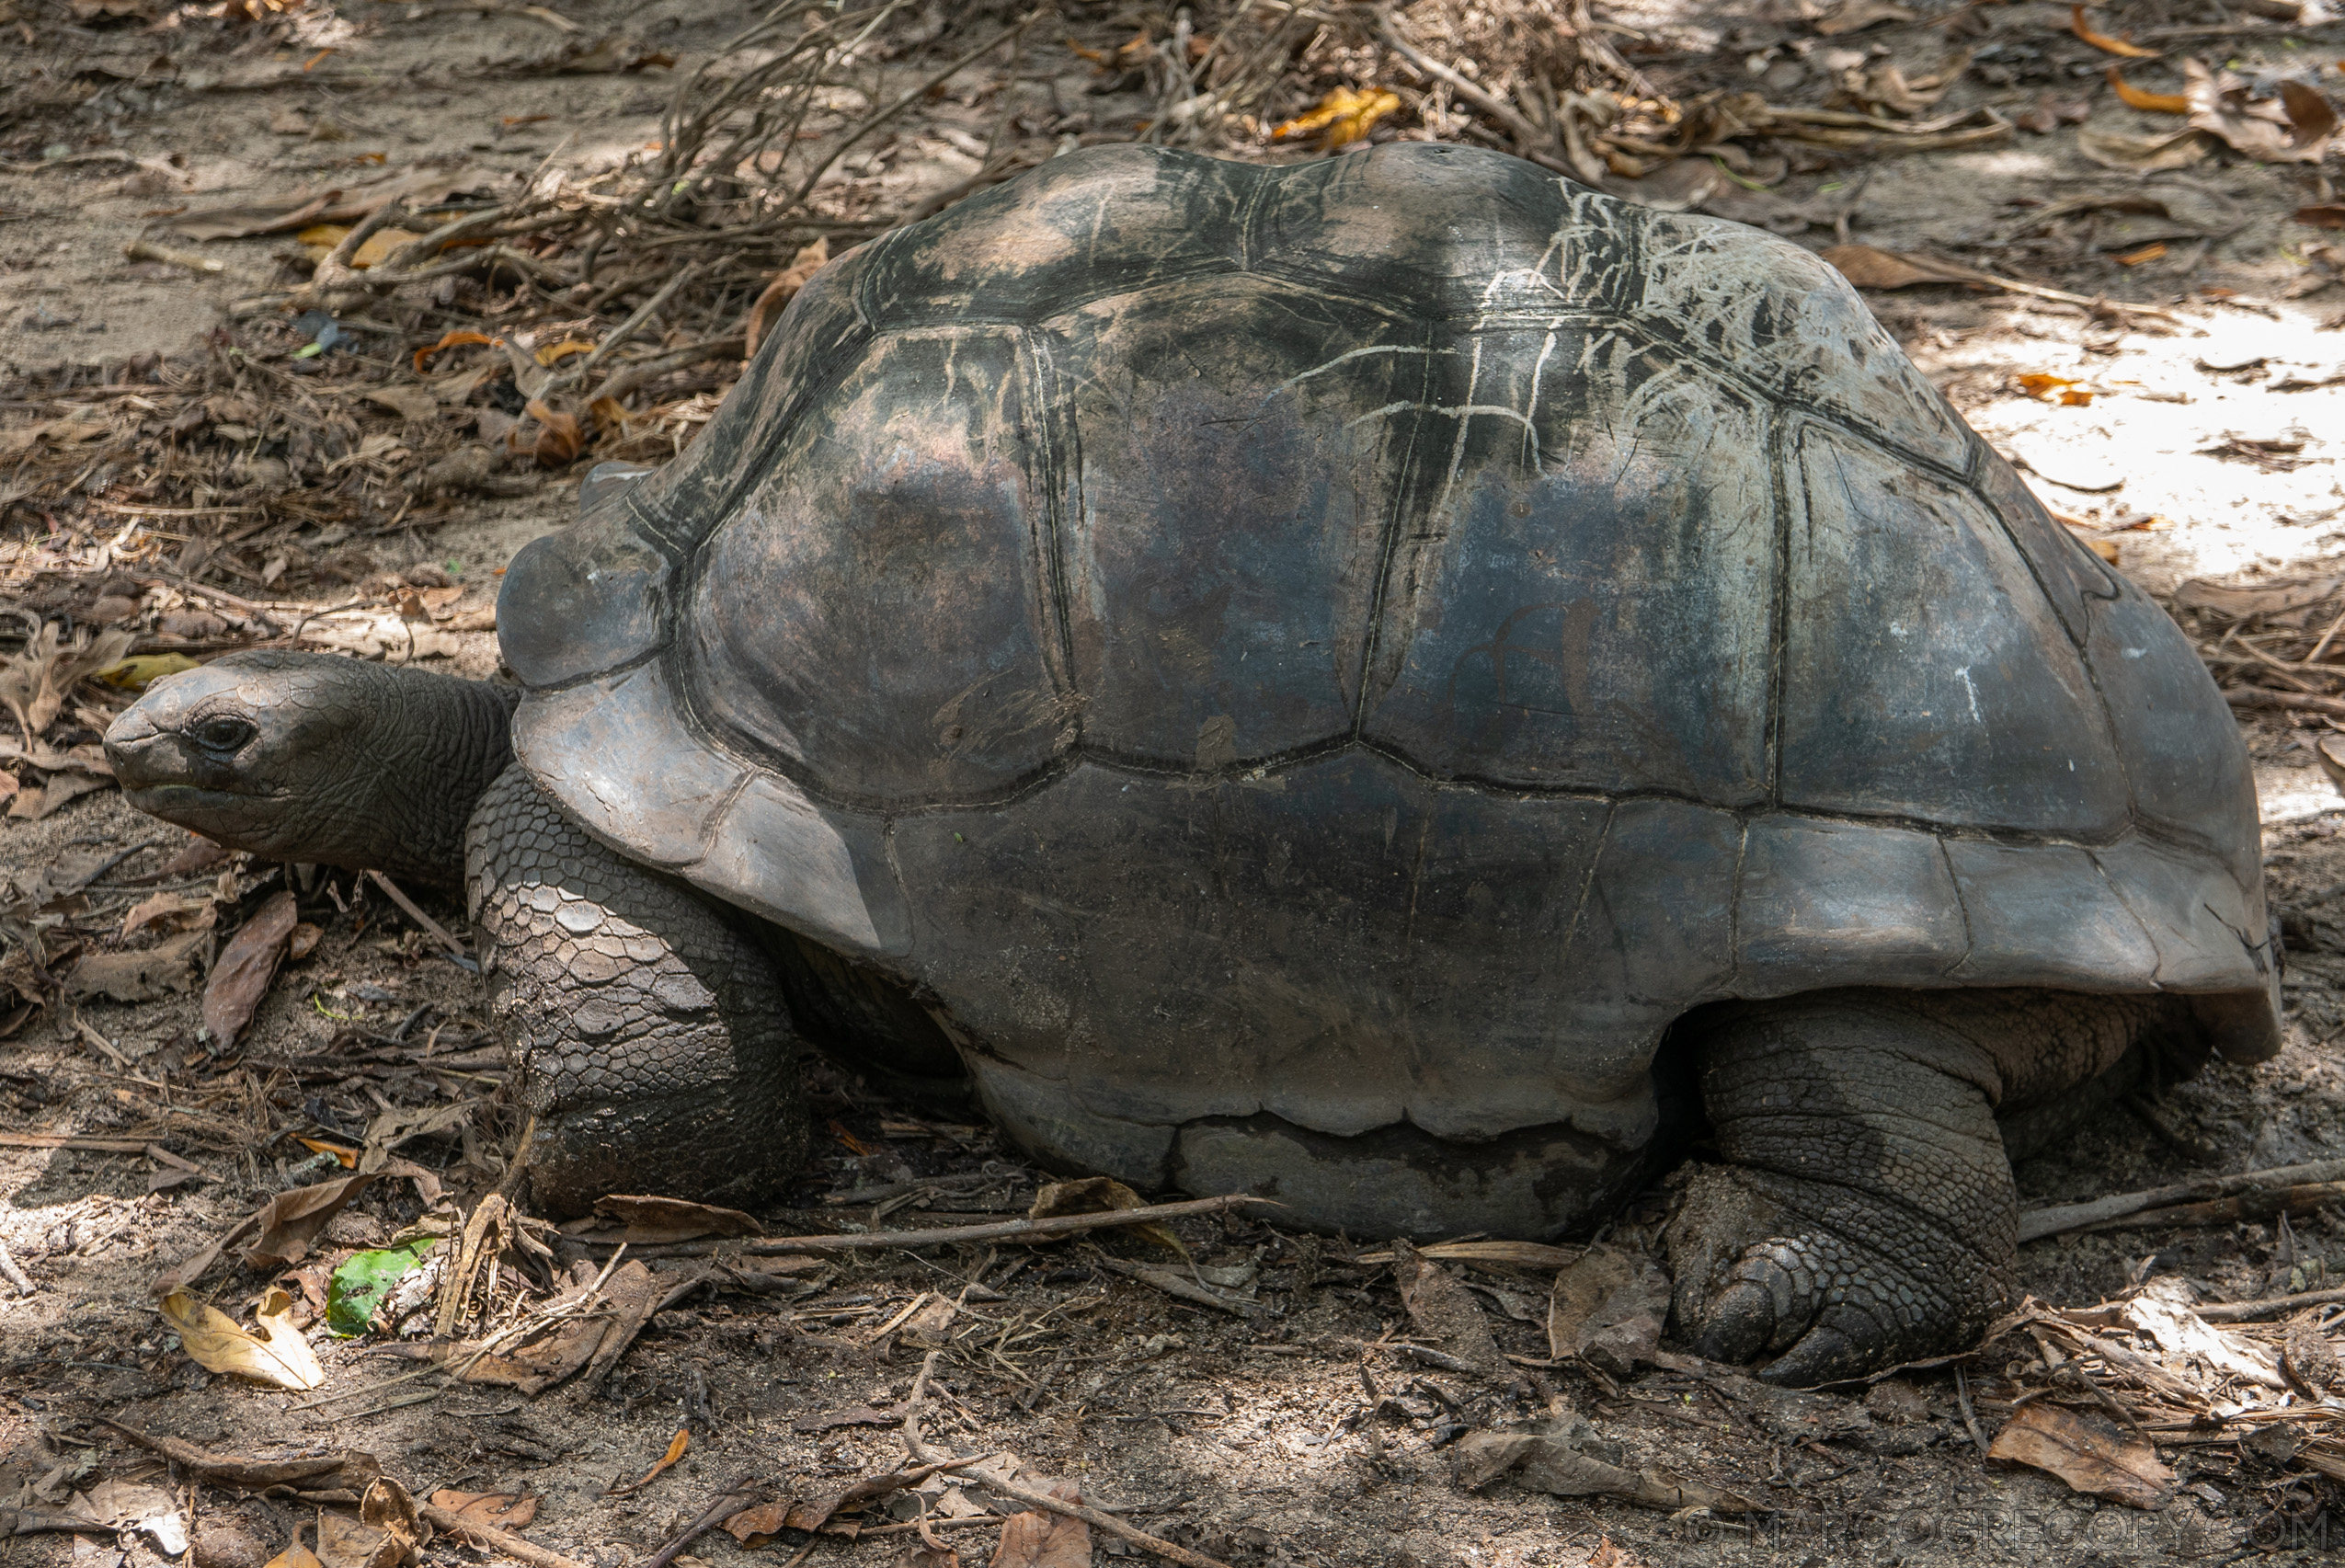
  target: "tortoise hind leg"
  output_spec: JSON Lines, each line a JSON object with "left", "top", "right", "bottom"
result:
{"left": 1662, "top": 989, "right": 2191, "bottom": 1385}
{"left": 465, "top": 765, "right": 806, "bottom": 1217}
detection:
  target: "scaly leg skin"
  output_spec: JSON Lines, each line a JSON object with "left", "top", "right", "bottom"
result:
{"left": 465, "top": 765, "right": 806, "bottom": 1217}
{"left": 1665, "top": 989, "right": 2201, "bottom": 1384}
{"left": 1664, "top": 990, "right": 2072, "bottom": 1385}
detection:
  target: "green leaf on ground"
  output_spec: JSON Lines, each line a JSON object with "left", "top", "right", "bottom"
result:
{"left": 326, "top": 1241, "right": 436, "bottom": 1336}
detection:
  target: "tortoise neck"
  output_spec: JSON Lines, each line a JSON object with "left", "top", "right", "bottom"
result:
{"left": 348, "top": 668, "right": 520, "bottom": 887}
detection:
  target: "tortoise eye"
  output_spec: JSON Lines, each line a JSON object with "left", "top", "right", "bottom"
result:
{"left": 192, "top": 715, "right": 256, "bottom": 753}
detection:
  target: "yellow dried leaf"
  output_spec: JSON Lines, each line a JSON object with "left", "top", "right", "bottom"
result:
{"left": 295, "top": 224, "right": 419, "bottom": 268}
{"left": 2017, "top": 373, "right": 2094, "bottom": 405}
{"left": 161, "top": 1287, "right": 325, "bottom": 1390}
{"left": 1272, "top": 85, "right": 1402, "bottom": 150}
{"left": 94, "top": 653, "right": 200, "bottom": 691}
{"left": 532, "top": 339, "right": 595, "bottom": 367}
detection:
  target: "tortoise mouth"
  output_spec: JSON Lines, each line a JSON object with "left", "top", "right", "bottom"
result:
{"left": 121, "top": 782, "right": 292, "bottom": 812}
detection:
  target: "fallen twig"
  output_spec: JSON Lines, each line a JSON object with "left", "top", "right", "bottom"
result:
{"left": 1093, "top": 1255, "right": 1260, "bottom": 1317}
{"left": 2019, "top": 1159, "right": 2345, "bottom": 1242}
{"left": 631, "top": 1475, "right": 760, "bottom": 1568}
{"left": 2225, "top": 686, "right": 2345, "bottom": 720}
{"left": 568, "top": 1193, "right": 1272, "bottom": 1257}
{"left": 2066, "top": 1180, "right": 2345, "bottom": 1236}
{"left": 979, "top": 1472, "right": 1237, "bottom": 1568}
{"left": 2193, "top": 1285, "right": 2345, "bottom": 1323}
{"left": 0, "top": 1133, "right": 150, "bottom": 1153}
{"left": 421, "top": 1504, "right": 591, "bottom": 1568}
{"left": 0, "top": 1240, "right": 33, "bottom": 1296}
{"left": 365, "top": 869, "right": 469, "bottom": 961}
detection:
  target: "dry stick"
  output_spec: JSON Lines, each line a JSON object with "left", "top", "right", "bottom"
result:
{"left": 2018, "top": 1158, "right": 2345, "bottom": 1242}
{"left": 900, "top": 1352, "right": 1235, "bottom": 1568}
{"left": 2197, "top": 1285, "right": 2345, "bottom": 1323}
{"left": 786, "top": 7, "right": 1047, "bottom": 209}
{"left": 558, "top": 263, "right": 704, "bottom": 391}
{"left": 632, "top": 1474, "right": 760, "bottom": 1568}
{"left": 2071, "top": 1181, "right": 2345, "bottom": 1236}
{"left": 420, "top": 1504, "right": 591, "bottom": 1568}
{"left": 2225, "top": 686, "right": 2345, "bottom": 720}
{"left": 592, "top": 336, "right": 745, "bottom": 408}
{"left": 364, "top": 869, "right": 469, "bottom": 961}
{"left": 1905, "top": 253, "right": 2184, "bottom": 325}
{"left": 1375, "top": 15, "right": 1572, "bottom": 176}
{"left": 0, "top": 1238, "right": 33, "bottom": 1296}
{"left": 1951, "top": 1365, "right": 1989, "bottom": 1456}
{"left": 570, "top": 1193, "right": 1271, "bottom": 1258}
{"left": 983, "top": 1475, "right": 1236, "bottom": 1568}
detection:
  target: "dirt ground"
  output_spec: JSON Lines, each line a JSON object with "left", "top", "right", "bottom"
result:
{"left": 9, "top": 2, "right": 2345, "bottom": 1566}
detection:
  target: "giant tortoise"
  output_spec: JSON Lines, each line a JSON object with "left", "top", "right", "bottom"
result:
{"left": 107, "top": 143, "right": 2278, "bottom": 1383}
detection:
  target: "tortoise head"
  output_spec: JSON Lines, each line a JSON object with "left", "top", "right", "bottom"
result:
{"left": 104, "top": 649, "right": 516, "bottom": 886}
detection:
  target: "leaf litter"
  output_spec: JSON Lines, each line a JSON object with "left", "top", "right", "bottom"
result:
{"left": 12, "top": 2, "right": 2345, "bottom": 1564}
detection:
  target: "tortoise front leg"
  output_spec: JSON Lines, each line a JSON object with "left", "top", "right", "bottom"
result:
{"left": 464, "top": 765, "right": 806, "bottom": 1217}
{"left": 1662, "top": 992, "right": 2022, "bottom": 1385}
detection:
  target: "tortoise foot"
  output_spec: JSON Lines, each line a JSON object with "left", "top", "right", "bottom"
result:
{"left": 1664, "top": 993, "right": 2030, "bottom": 1384}
{"left": 1664, "top": 1164, "right": 1994, "bottom": 1385}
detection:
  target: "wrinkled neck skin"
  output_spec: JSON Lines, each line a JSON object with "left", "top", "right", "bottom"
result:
{"left": 349, "top": 670, "right": 520, "bottom": 885}
{"left": 105, "top": 651, "right": 520, "bottom": 888}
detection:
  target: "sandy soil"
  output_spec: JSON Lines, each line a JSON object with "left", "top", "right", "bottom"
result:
{"left": 9, "top": 3, "right": 2345, "bottom": 1566}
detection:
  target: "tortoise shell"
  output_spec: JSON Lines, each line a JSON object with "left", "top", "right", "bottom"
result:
{"left": 499, "top": 143, "right": 2276, "bottom": 1222}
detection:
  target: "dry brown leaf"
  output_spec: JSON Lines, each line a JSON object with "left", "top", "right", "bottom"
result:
{"left": 362, "top": 385, "right": 440, "bottom": 421}
{"left": 742, "top": 236, "right": 829, "bottom": 359}
{"left": 1546, "top": 1243, "right": 1667, "bottom": 1377}
{"left": 1393, "top": 1238, "right": 1512, "bottom": 1382}
{"left": 161, "top": 1287, "right": 325, "bottom": 1391}
{"left": 720, "top": 1501, "right": 799, "bottom": 1547}
{"left": 2300, "top": 204, "right": 2345, "bottom": 229}
{"left": 1813, "top": 0, "right": 1914, "bottom": 34}
{"left": 295, "top": 224, "right": 424, "bottom": 269}
{"left": 992, "top": 1498, "right": 1089, "bottom": 1568}
{"left": 2076, "top": 125, "right": 2214, "bottom": 171}
{"left": 1272, "top": 85, "right": 1402, "bottom": 150}
{"left": 521, "top": 399, "right": 583, "bottom": 466}
{"left": 427, "top": 1493, "right": 537, "bottom": 1530}
{"left": 0, "top": 622, "right": 139, "bottom": 741}
{"left": 65, "top": 930, "right": 208, "bottom": 1003}
{"left": 202, "top": 889, "right": 299, "bottom": 1048}
{"left": 2070, "top": 6, "right": 2157, "bottom": 58}
{"left": 121, "top": 890, "right": 217, "bottom": 941}
{"left": 315, "top": 1510, "right": 398, "bottom": 1568}
{"left": 264, "top": 1546, "right": 326, "bottom": 1568}
{"left": 1818, "top": 243, "right": 1970, "bottom": 290}
{"left": 359, "top": 1478, "right": 424, "bottom": 1568}
{"left": 246, "top": 1171, "right": 377, "bottom": 1269}
{"left": 2115, "top": 242, "right": 2168, "bottom": 267}
{"left": 1029, "top": 1175, "right": 1182, "bottom": 1253}
{"left": 9, "top": 772, "right": 113, "bottom": 820}
{"left": 2184, "top": 58, "right": 2338, "bottom": 163}
{"left": 1987, "top": 1402, "right": 2172, "bottom": 1508}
